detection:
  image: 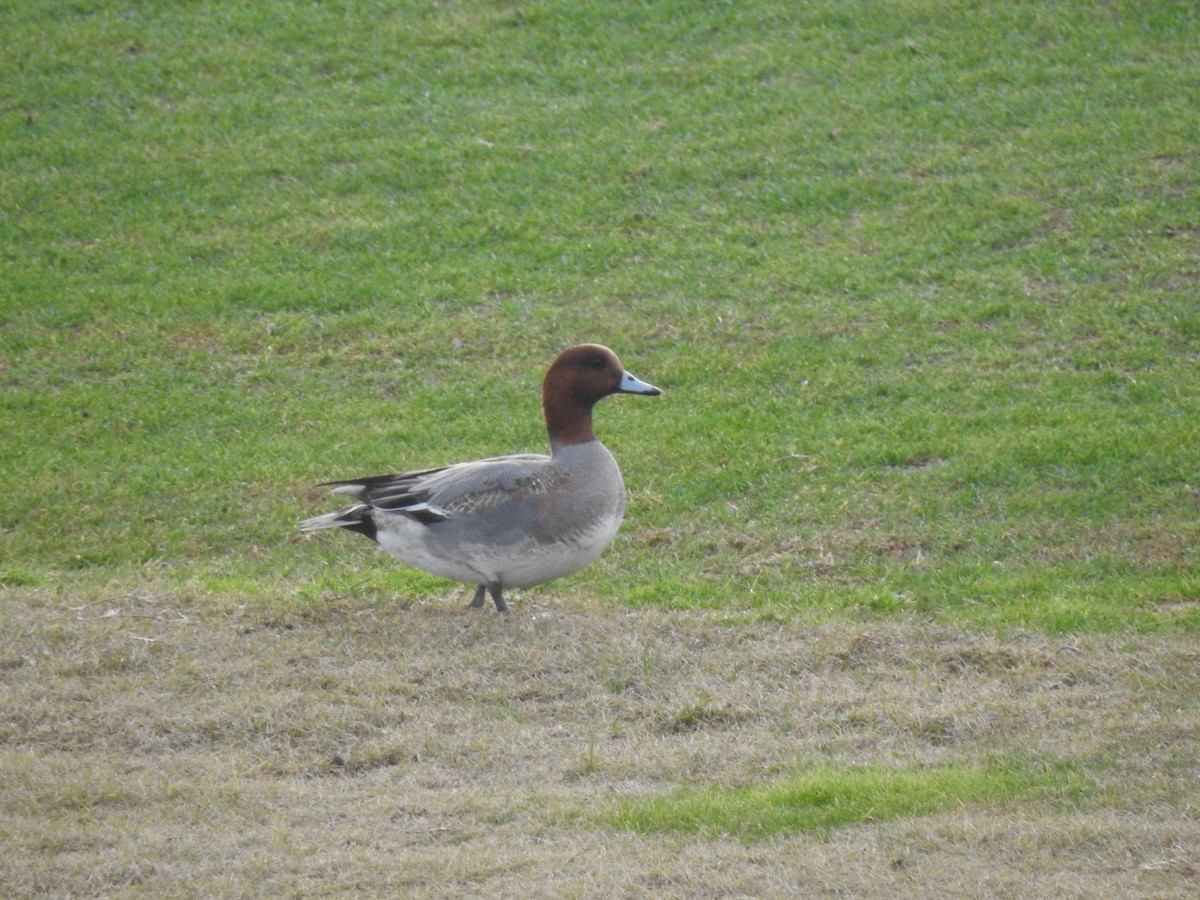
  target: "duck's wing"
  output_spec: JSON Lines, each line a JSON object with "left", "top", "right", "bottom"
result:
{"left": 319, "top": 453, "right": 554, "bottom": 524}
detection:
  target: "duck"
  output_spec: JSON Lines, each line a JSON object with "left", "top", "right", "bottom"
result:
{"left": 299, "top": 343, "right": 661, "bottom": 612}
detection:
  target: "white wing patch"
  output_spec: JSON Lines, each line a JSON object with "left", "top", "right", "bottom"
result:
{"left": 402, "top": 500, "right": 451, "bottom": 522}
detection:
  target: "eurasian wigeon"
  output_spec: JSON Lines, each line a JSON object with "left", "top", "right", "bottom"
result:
{"left": 300, "top": 343, "right": 661, "bottom": 612}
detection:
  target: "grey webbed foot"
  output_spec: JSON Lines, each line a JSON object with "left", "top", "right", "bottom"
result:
{"left": 468, "top": 584, "right": 487, "bottom": 609}
{"left": 488, "top": 582, "right": 509, "bottom": 614}
{"left": 468, "top": 582, "right": 508, "bottom": 613}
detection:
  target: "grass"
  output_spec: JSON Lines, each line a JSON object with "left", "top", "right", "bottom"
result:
{"left": 2, "top": 0, "right": 1195, "bottom": 628}
{"left": 2, "top": 601, "right": 1196, "bottom": 896}
{"left": 602, "top": 758, "right": 1086, "bottom": 839}
{"left": 2, "top": 0, "right": 1199, "bottom": 894}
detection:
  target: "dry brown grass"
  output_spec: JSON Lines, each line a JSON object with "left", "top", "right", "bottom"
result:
{"left": 2, "top": 585, "right": 1198, "bottom": 898}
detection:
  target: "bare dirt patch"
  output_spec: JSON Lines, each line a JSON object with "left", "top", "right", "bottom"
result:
{"left": 2, "top": 587, "right": 1197, "bottom": 897}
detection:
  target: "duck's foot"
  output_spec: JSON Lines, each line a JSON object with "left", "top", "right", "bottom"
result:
{"left": 467, "top": 582, "right": 509, "bottom": 613}
{"left": 488, "top": 581, "right": 509, "bottom": 614}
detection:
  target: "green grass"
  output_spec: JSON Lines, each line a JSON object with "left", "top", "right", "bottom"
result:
{"left": 5, "top": 0, "right": 1198, "bottom": 632}
{"left": 603, "top": 758, "right": 1086, "bottom": 839}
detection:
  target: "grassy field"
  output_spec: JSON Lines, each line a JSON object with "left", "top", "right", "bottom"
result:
{"left": 2, "top": 0, "right": 1199, "bottom": 895}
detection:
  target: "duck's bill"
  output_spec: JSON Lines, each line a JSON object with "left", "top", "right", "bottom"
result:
{"left": 618, "top": 371, "right": 662, "bottom": 396}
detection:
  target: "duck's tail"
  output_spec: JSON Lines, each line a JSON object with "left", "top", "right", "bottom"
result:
{"left": 298, "top": 504, "right": 377, "bottom": 541}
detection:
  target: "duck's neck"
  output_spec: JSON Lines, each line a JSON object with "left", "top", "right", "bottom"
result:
{"left": 543, "top": 388, "right": 598, "bottom": 447}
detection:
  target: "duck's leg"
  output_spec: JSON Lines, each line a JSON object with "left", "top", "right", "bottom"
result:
{"left": 487, "top": 581, "right": 509, "bottom": 614}
{"left": 468, "top": 584, "right": 487, "bottom": 609}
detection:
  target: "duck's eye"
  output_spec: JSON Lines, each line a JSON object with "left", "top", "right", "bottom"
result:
{"left": 588, "top": 356, "right": 606, "bottom": 370}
